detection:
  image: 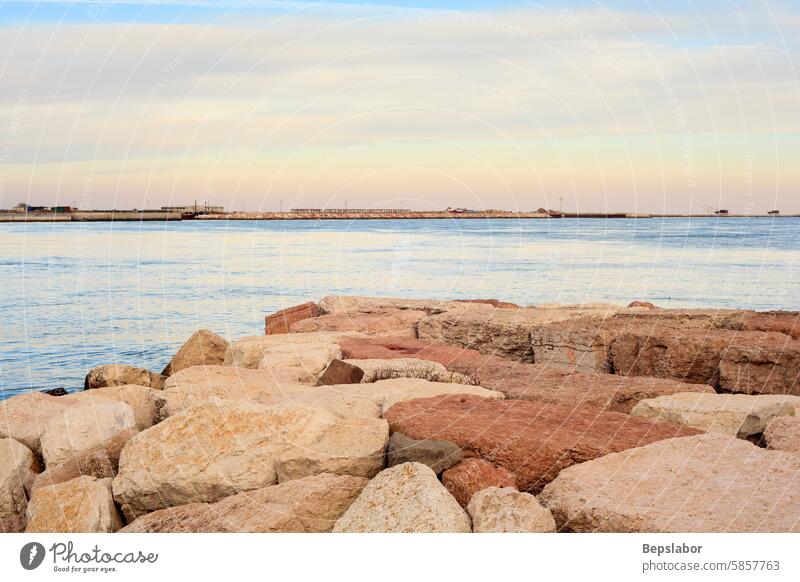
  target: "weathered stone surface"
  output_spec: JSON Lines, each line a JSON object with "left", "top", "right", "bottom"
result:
{"left": 31, "top": 429, "right": 137, "bottom": 492}
{"left": 540, "top": 433, "right": 800, "bottom": 532}
{"left": 386, "top": 394, "right": 701, "bottom": 493}
{"left": 340, "top": 336, "right": 713, "bottom": 413}
{"left": 121, "top": 473, "right": 367, "bottom": 533}
{"left": 454, "top": 299, "right": 519, "bottom": 309}
{"left": 26, "top": 476, "right": 123, "bottom": 533}
{"left": 628, "top": 301, "right": 657, "bottom": 309}
{"left": 718, "top": 334, "right": 800, "bottom": 395}
{"left": 718, "top": 310, "right": 800, "bottom": 339}
{"left": 442, "top": 458, "right": 517, "bottom": 507}
{"left": 0, "top": 392, "right": 76, "bottom": 454}
{"left": 65, "top": 384, "right": 161, "bottom": 431}
{"left": 333, "top": 463, "right": 470, "bottom": 532}
{"left": 0, "top": 512, "right": 26, "bottom": 533}
{"left": 763, "top": 416, "right": 800, "bottom": 452}
{"left": 530, "top": 320, "right": 615, "bottom": 373}
{"left": 318, "top": 295, "right": 464, "bottom": 315}
{"left": 386, "top": 432, "right": 462, "bottom": 474}
{"left": 290, "top": 308, "right": 424, "bottom": 337}
{"left": 265, "top": 302, "right": 319, "bottom": 335}
{"left": 0, "top": 438, "right": 40, "bottom": 519}
{"left": 162, "top": 329, "right": 229, "bottom": 376}
{"left": 632, "top": 392, "right": 800, "bottom": 438}
{"left": 40, "top": 401, "right": 137, "bottom": 468}
{"left": 468, "top": 487, "right": 556, "bottom": 533}
{"left": 344, "top": 357, "right": 472, "bottom": 384}
{"left": 84, "top": 364, "right": 165, "bottom": 390}
{"left": 318, "top": 359, "right": 364, "bottom": 385}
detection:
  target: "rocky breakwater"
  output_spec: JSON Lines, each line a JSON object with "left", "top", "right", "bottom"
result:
{"left": 2, "top": 295, "right": 799, "bottom": 533}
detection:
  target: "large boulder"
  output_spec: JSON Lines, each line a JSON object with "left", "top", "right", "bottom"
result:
{"left": 631, "top": 392, "right": 800, "bottom": 438}
{"left": 468, "top": 487, "right": 556, "bottom": 533}
{"left": 385, "top": 394, "right": 701, "bottom": 493}
{"left": 344, "top": 358, "right": 472, "bottom": 384}
{"left": 84, "top": 364, "right": 165, "bottom": 390}
{"left": 332, "top": 463, "right": 471, "bottom": 533}
{"left": 224, "top": 334, "right": 342, "bottom": 383}
{"left": 530, "top": 320, "right": 615, "bottom": 373}
{"left": 121, "top": 473, "right": 366, "bottom": 533}
{"left": 539, "top": 433, "right": 800, "bottom": 532}
{"left": 442, "top": 458, "right": 516, "bottom": 507}
{"left": 162, "top": 329, "right": 229, "bottom": 376}
{"left": 763, "top": 416, "right": 800, "bottom": 452}
{"left": 0, "top": 438, "right": 40, "bottom": 519}
{"left": 718, "top": 310, "right": 800, "bottom": 339}
{"left": 65, "top": 384, "right": 161, "bottom": 431}
{"left": 265, "top": 302, "right": 319, "bottom": 335}
{"left": 386, "top": 432, "right": 462, "bottom": 475}
{"left": 40, "top": 401, "right": 137, "bottom": 468}
{"left": 317, "top": 359, "right": 365, "bottom": 385}
{"left": 0, "top": 513, "right": 26, "bottom": 533}
{"left": 0, "top": 392, "right": 76, "bottom": 454}
{"left": 318, "top": 295, "right": 462, "bottom": 315}
{"left": 290, "top": 308, "right": 424, "bottom": 337}
{"left": 718, "top": 333, "right": 800, "bottom": 395}
{"left": 25, "top": 476, "right": 123, "bottom": 533}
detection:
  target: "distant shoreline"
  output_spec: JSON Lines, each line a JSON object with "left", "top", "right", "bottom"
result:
{"left": 1, "top": 210, "right": 797, "bottom": 223}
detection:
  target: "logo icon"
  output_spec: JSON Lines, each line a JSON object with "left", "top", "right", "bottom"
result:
{"left": 20, "top": 542, "right": 46, "bottom": 570}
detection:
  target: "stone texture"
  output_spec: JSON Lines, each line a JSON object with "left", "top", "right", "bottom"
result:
{"left": 0, "top": 512, "right": 26, "bottom": 533}
{"left": 65, "top": 384, "right": 161, "bottom": 431}
{"left": 718, "top": 333, "right": 800, "bottom": 395}
{"left": 386, "top": 394, "right": 701, "bottom": 493}
{"left": 763, "top": 416, "right": 800, "bottom": 452}
{"left": 0, "top": 392, "right": 76, "bottom": 454}
{"left": 628, "top": 301, "right": 657, "bottom": 309}
{"left": 40, "top": 401, "right": 137, "bottom": 468}
{"left": 468, "top": 487, "right": 556, "bottom": 533}
{"left": 442, "top": 458, "right": 517, "bottom": 507}
{"left": 530, "top": 320, "right": 615, "bottom": 373}
{"left": 333, "top": 463, "right": 471, "bottom": 533}
{"left": 0, "top": 438, "right": 41, "bottom": 519}
{"left": 26, "top": 476, "right": 123, "bottom": 533}
{"left": 344, "top": 357, "right": 472, "bottom": 384}
{"left": 540, "top": 433, "right": 800, "bottom": 532}
{"left": 84, "top": 364, "right": 165, "bottom": 390}
{"left": 162, "top": 329, "right": 229, "bottom": 376}
{"left": 121, "top": 473, "right": 366, "bottom": 533}
{"left": 453, "top": 299, "right": 519, "bottom": 309}
{"left": 386, "top": 432, "right": 462, "bottom": 474}
{"left": 718, "top": 310, "right": 800, "bottom": 340}
{"left": 31, "top": 429, "right": 137, "bottom": 492}
{"left": 265, "top": 302, "right": 319, "bottom": 335}
{"left": 318, "top": 295, "right": 464, "bottom": 315}
{"left": 318, "top": 359, "right": 364, "bottom": 385}
{"left": 632, "top": 392, "right": 800, "bottom": 438}
{"left": 290, "top": 308, "right": 424, "bottom": 337}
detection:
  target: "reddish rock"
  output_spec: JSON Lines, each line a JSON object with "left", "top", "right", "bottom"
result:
{"left": 339, "top": 336, "right": 713, "bottom": 413}
{"left": 317, "top": 359, "right": 365, "bottom": 385}
{"left": 441, "top": 458, "right": 516, "bottom": 507}
{"left": 385, "top": 394, "right": 701, "bottom": 493}
{"left": 718, "top": 333, "right": 800, "bottom": 395}
{"left": 453, "top": 299, "right": 519, "bottom": 309}
{"left": 264, "top": 302, "right": 319, "bottom": 335}
{"left": 627, "top": 301, "right": 657, "bottom": 309}
{"left": 290, "top": 308, "right": 424, "bottom": 337}
{"left": 717, "top": 311, "right": 800, "bottom": 340}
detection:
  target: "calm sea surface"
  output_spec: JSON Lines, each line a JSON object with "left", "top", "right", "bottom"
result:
{"left": 1, "top": 217, "right": 799, "bottom": 398}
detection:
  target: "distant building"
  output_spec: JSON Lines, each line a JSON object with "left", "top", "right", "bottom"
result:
{"left": 290, "top": 208, "right": 410, "bottom": 214}
{"left": 161, "top": 204, "right": 224, "bottom": 215}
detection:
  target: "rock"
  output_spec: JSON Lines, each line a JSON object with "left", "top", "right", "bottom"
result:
{"left": 162, "top": 329, "right": 229, "bottom": 376}
{"left": 84, "top": 364, "right": 165, "bottom": 390}
{"left": 454, "top": 299, "right": 519, "bottom": 309}
{"left": 26, "top": 476, "right": 123, "bottom": 533}
{"left": 43, "top": 387, "right": 69, "bottom": 396}
{"left": 627, "top": 301, "right": 657, "bottom": 309}
{"left": 718, "top": 333, "right": 800, "bottom": 395}
{"left": 265, "top": 302, "right": 320, "bottom": 335}
{"left": 332, "top": 463, "right": 471, "bottom": 533}
{"left": 539, "top": 433, "right": 800, "bottom": 532}
{"left": 31, "top": 429, "right": 137, "bottom": 492}
{"left": 344, "top": 357, "right": 470, "bottom": 384}
{"left": 385, "top": 394, "right": 701, "bottom": 493}
{"left": 0, "top": 392, "right": 76, "bottom": 455}
{"left": 764, "top": 416, "right": 800, "bottom": 452}
{"left": 530, "top": 320, "right": 615, "bottom": 373}
{"left": 64, "top": 384, "right": 161, "bottom": 431}
{"left": 317, "top": 359, "right": 365, "bottom": 385}
{"left": 223, "top": 334, "right": 342, "bottom": 383}
{"left": 290, "top": 308, "right": 424, "bottom": 337}
{"left": 121, "top": 473, "right": 367, "bottom": 532}
{"left": 0, "top": 512, "right": 26, "bottom": 533}
{"left": 468, "top": 487, "right": 556, "bottom": 533}
{"left": 386, "top": 432, "right": 462, "bottom": 474}
{"left": 40, "top": 401, "right": 137, "bottom": 468}
{"left": 631, "top": 392, "right": 800, "bottom": 438}
{"left": 718, "top": 310, "right": 800, "bottom": 340}
{"left": 442, "top": 458, "right": 516, "bottom": 507}
{"left": 112, "top": 398, "right": 369, "bottom": 518}
{"left": 0, "top": 438, "right": 41, "bottom": 519}
{"left": 318, "top": 295, "right": 462, "bottom": 315}
{"left": 340, "top": 336, "right": 712, "bottom": 413}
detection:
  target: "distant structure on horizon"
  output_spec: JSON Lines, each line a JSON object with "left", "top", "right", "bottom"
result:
{"left": 161, "top": 203, "right": 224, "bottom": 215}
{"left": 290, "top": 208, "right": 410, "bottom": 214}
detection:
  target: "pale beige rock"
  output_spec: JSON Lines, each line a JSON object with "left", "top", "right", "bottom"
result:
{"left": 84, "top": 364, "right": 165, "bottom": 390}
{"left": 26, "top": 476, "right": 122, "bottom": 533}
{"left": 539, "top": 433, "right": 800, "bottom": 532}
{"left": 344, "top": 358, "right": 474, "bottom": 384}
{"left": 631, "top": 392, "right": 800, "bottom": 438}
{"left": 121, "top": 473, "right": 368, "bottom": 533}
{"left": 332, "top": 462, "right": 471, "bottom": 533}
{"left": 467, "top": 487, "right": 556, "bottom": 533}
{"left": 764, "top": 416, "right": 800, "bottom": 452}
{"left": 223, "top": 333, "right": 345, "bottom": 369}
{"left": 0, "top": 392, "right": 76, "bottom": 454}
{"left": 40, "top": 401, "right": 137, "bottom": 468}
{"left": 64, "top": 384, "right": 161, "bottom": 431}
{"left": 163, "top": 329, "right": 229, "bottom": 376}
{"left": 258, "top": 343, "right": 342, "bottom": 384}
{"left": 0, "top": 438, "right": 40, "bottom": 519}
{"left": 112, "top": 398, "right": 342, "bottom": 518}
{"left": 318, "top": 295, "right": 472, "bottom": 315}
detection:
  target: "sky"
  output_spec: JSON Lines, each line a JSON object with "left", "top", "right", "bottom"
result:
{"left": 0, "top": 0, "right": 798, "bottom": 213}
